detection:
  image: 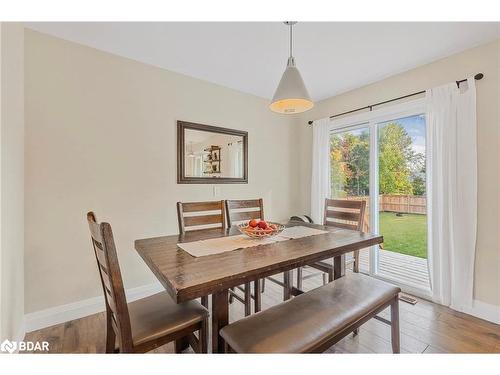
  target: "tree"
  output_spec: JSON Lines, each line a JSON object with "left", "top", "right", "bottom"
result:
{"left": 330, "top": 131, "right": 369, "bottom": 197}
{"left": 330, "top": 123, "right": 425, "bottom": 198}
{"left": 409, "top": 153, "right": 426, "bottom": 195}
{"left": 378, "top": 123, "right": 414, "bottom": 195}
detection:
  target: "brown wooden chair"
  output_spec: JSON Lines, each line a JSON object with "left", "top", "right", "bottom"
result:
{"left": 87, "top": 212, "right": 208, "bottom": 353}
{"left": 225, "top": 199, "right": 284, "bottom": 310}
{"left": 176, "top": 200, "right": 226, "bottom": 309}
{"left": 297, "top": 199, "right": 367, "bottom": 289}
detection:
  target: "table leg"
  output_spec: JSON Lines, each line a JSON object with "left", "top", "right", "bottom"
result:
{"left": 333, "top": 254, "right": 346, "bottom": 280}
{"left": 211, "top": 289, "right": 229, "bottom": 353}
{"left": 254, "top": 280, "right": 262, "bottom": 313}
{"left": 283, "top": 270, "right": 292, "bottom": 301}
{"left": 244, "top": 282, "right": 251, "bottom": 316}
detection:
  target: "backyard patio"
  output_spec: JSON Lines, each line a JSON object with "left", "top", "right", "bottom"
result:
{"left": 358, "top": 210, "right": 430, "bottom": 291}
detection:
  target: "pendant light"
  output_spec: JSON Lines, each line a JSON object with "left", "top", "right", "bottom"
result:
{"left": 270, "top": 21, "right": 313, "bottom": 114}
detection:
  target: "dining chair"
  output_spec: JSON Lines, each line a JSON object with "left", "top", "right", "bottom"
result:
{"left": 176, "top": 200, "right": 226, "bottom": 309}
{"left": 297, "top": 199, "right": 367, "bottom": 289}
{"left": 225, "top": 199, "right": 286, "bottom": 308}
{"left": 87, "top": 212, "right": 208, "bottom": 353}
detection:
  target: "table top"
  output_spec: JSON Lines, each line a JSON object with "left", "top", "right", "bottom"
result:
{"left": 135, "top": 222, "right": 383, "bottom": 303}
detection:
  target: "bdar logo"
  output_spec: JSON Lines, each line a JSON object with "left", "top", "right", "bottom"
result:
{"left": 1, "top": 339, "right": 17, "bottom": 353}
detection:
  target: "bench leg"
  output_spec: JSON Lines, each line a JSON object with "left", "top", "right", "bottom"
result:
{"left": 391, "top": 296, "right": 400, "bottom": 353}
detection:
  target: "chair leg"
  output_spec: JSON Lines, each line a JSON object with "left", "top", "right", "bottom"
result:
{"left": 244, "top": 282, "right": 251, "bottom": 316}
{"left": 353, "top": 250, "right": 360, "bottom": 273}
{"left": 105, "top": 313, "right": 116, "bottom": 354}
{"left": 199, "top": 318, "right": 208, "bottom": 353}
{"left": 201, "top": 296, "right": 209, "bottom": 308}
{"left": 297, "top": 267, "right": 303, "bottom": 290}
{"left": 328, "top": 265, "right": 334, "bottom": 283}
{"left": 322, "top": 272, "right": 327, "bottom": 285}
{"left": 174, "top": 336, "right": 189, "bottom": 353}
{"left": 391, "top": 296, "right": 400, "bottom": 354}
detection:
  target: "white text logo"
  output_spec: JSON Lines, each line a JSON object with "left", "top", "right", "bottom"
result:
{"left": 1, "top": 339, "right": 49, "bottom": 353}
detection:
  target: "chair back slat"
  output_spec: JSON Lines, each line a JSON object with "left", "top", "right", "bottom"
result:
{"left": 326, "top": 210, "right": 361, "bottom": 223}
{"left": 225, "top": 199, "right": 264, "bottom": 227}
{"left": 177, "top": 201, "right": 225, "bottom": 234}
{"left": 181, "top": 201, "right": 223, "bottom": 213}
{"left": 87, "top": 212, "right": 133, "bottom": 352}
{"left": 226, "top": 199, "right": 262, "bottom": 209}
{"left": 326, "top": 199, "right": 365, "bottom": 209}
{"left": 183, "top": 214, "right": 225, "bottom": 228}
{"left": 323, "top": 199, "right": 366, "bottom": 232}
{"left": 228, "top": 210, "right": 262, "bottom": 223}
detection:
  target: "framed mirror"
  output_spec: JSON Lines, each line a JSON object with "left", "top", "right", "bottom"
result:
{"left": 177, "top": 121, "right": 248, "bottom": 184}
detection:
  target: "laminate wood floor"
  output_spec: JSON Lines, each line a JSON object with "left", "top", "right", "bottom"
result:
{"left": 24, "top": 269, "right": 500, "bottom": 353}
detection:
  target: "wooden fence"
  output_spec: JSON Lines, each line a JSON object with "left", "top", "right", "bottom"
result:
{"left": 346, "top": 195, "right": 426, "bottom": 215}
{"left": 379, "top": 195, "right": 427, "bottom": 214}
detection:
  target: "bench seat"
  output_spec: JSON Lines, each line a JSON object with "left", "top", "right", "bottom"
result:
{"left": 219, "top": 273, "right": 401, "bottom": 353}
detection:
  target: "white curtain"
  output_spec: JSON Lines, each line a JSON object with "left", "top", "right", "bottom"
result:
{"left": 310, "top": 117, "right": 331, "bottom": 224}
{"left": 426, "top": 78, "right": 477, "bottom": 311}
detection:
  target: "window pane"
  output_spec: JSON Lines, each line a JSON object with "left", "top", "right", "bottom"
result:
{"left": 330, "top": 127, "right": 370, "bottom": 198}
{"left": 377, "top": 114, "right": 429, "bottom": 290}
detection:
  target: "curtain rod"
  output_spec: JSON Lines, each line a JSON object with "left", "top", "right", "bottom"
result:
{"left": 307, "top": 73, "right": 484, "bottom": 125}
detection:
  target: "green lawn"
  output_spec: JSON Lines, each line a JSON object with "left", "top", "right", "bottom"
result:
{"left": 379, "top": 212, "right": 427, "bottom": 258}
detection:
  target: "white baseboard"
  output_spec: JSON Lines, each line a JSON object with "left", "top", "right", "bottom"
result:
{"left": 12, "top": 320, "right": 26, "bottom": 353}
{"left": 24, "top": 282, "right": 164, "bottom": 333}
{"left": 462, "top": 299, "right": 500, "bottom": 325}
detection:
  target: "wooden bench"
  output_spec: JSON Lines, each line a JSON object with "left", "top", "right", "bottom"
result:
{"left": 219, "top": 273, "right": 401, "bottom": 353}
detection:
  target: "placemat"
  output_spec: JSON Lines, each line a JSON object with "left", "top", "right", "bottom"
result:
{"left": 177, "top": 226, "right": 329, "bottom": 257}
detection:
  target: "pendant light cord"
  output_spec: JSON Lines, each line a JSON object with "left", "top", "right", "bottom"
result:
{"left": 289, "top": 23, "right": 293, "bottom": 58}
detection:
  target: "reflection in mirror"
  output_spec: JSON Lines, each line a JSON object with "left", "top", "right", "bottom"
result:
{"left": 184, "top": 129, "right": 244, "bottom": 179}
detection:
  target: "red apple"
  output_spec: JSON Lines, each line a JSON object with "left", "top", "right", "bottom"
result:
{"left": 249, "top": 219, "right": 259, "bottom": 228}
{"left": 258, "top": 220, "right": 268, "bottom": 229}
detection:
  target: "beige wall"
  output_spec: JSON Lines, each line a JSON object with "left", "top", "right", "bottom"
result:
{"left": 0, "top": 23, "right": 25, "bottom": 340}
{"left": 24, "top": 30, "right": 299, "bottom": 313}
{"left": 295, "top": 39, "right": 500, "bottom": 307}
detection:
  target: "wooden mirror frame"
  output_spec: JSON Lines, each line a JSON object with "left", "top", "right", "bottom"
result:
{"left": 177, "top": 121, "right": 248, "bottom": 184}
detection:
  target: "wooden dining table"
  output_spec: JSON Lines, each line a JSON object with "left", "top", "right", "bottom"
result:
{"left": 135, "top": 221, "right": 383, "bottom": 353}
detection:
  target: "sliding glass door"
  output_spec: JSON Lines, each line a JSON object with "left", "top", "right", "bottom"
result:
{"left": 328, "top": 100, "right": 430, "bottom": 296}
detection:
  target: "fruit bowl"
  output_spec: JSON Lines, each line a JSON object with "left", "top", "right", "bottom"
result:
{"left": 237, "top": 220, "right": 285, "bottom": 239}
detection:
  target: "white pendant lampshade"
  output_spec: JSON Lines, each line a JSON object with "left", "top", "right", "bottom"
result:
{"left": 270, "top": 22, "right": 313, "bottom": 114}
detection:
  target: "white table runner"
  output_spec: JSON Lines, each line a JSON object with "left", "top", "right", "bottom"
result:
{"left": 177, "top": 226, "right": 329, "bottom": 257}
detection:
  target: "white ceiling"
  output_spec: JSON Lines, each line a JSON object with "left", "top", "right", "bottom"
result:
{"left": 25, "top": 22, "right": 500, "bottom": 101}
